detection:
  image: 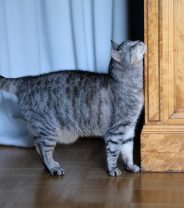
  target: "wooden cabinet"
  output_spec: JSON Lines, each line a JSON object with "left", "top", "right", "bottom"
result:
{"left": 141, "top": 0, "right": 184, "bottom": 171}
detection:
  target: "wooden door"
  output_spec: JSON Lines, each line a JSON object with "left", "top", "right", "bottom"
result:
{"left": 141, "top": 0, "right": 184, "bottom": 171}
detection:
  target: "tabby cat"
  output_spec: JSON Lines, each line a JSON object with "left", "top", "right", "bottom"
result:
{"left": 0, "top": 40, "right": 146, "bottom": 176}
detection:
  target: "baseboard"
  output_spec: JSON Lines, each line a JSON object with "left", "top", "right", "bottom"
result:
{"left": 141, "top": 125, "right": 184, "bottom": 172}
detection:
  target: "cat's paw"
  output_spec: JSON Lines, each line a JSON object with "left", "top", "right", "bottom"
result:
{"left": 126, "top": 164, "right": 140, "bottom": 173}
{"left": 108, "top": 168, "right": 121, "bottom": 176}
{"left": 49, "top": 166, "right": 65, "bottom": 176}
{"left": 48, "top": 162, "right": 65, "bottom": 176}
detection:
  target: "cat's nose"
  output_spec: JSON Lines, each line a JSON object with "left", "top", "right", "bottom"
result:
{"left": 137, "top": 40, "right": 143, "bottom": 44}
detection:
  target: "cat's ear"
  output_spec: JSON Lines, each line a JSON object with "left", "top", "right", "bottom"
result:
{"left": 111, "top": 40, "right": 119, "bottom": 50}
{"left": 111, "top": 50, "right": 122, "bottom": 63}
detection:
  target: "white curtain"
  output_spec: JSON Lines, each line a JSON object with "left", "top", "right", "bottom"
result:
{"left": 0, "top": 0, "right": 128, "bottom": 147}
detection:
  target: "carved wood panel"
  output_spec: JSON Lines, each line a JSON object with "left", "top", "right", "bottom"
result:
{"left": 144, "top": 0, "right": 161, "bottom": 123}
{"left": 163, "top": 0, "right": 184, "bottom": 124}
{"left": 141, "top": 0, "right": 184, "bottom": 172}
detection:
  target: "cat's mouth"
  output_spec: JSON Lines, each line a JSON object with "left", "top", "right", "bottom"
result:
{"left": 136, "top": 41, "right": 147, "bottom": 55}
{"left": 130, "top": 41, "right": 147, "bottom": 65}
{"left": 129, "top": 41, "right": 147, "bottom": 56}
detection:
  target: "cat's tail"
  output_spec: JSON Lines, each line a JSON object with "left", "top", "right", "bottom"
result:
{"left": 0, "top": 75, "right": 20, "bottom": 95}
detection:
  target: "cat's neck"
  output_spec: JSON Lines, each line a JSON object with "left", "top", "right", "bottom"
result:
{"left": 109, "top": 60, "right": 143, "bottom": 90}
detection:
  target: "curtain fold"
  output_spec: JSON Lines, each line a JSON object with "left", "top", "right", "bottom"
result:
{"left": 0, "top": 0, "right": 128, "bottom": 146}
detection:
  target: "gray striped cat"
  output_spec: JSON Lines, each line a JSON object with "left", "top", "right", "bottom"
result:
{"left": 0, "top": 40, "right": 146, "bottom": 176}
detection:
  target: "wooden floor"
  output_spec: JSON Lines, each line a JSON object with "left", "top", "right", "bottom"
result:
{"left": 0, "top": 138, "right": 184, "bottom": 208}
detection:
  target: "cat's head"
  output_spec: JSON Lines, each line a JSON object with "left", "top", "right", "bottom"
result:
{"left": 111, "top": 40, "right": 146, "bottom": 67}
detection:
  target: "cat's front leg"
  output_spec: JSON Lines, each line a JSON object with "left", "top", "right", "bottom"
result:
{"left": 35, "top": 137, "right": 64, "bottom": 176}
{"left": 105, "top": 139, "right": 121, "bottom": 176}
{"left": 121, "top": 138, "right": 140, "bottom": 173}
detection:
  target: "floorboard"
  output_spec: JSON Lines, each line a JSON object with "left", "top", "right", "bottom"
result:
{"left": 0, "top": 138, "right": 184, "bottom": 208}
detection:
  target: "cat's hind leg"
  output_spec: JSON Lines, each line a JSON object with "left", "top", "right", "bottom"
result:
{"left": 35, "top": 136, "right": 64, "bottom": 176}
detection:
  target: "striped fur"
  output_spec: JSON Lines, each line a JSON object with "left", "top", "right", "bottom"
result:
{"left": 0, "top": 40, "right": 146, "bottom": 176}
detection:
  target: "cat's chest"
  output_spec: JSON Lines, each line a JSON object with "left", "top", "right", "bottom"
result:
{"left": 116, "top": 89, "right": 143, "bottom": 105}
{"left": 113, "top": 88, "right": 143, "bottom": 118}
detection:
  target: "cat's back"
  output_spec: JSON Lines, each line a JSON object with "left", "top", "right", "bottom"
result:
{"left": 17, "top": 70, "right": 113, "bottom": 117}
{"left": 18, "top": 70, "right": 110, "bottom": 93}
